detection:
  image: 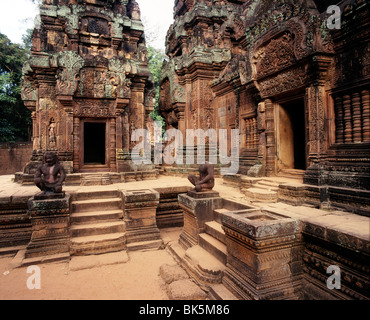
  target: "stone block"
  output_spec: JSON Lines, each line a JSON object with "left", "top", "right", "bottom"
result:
{"left": 221, "top": 208, "right": 303, "bottom": 300}
{"left": 25, "top": 193, "right": 71, "bottom": 261}
{"left": 122, "top": 189, "right": 162, "bottom": 248}
{"left": 167, "top": 279, "right": 207, "bottom": 300}
{"left": 160, "top": 264, "right": 189, "bottom": 284}
{"left": 178, "top": 192, "right": 223, "bottom": 249}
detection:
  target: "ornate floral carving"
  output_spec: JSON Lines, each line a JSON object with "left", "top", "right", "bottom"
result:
{"left": 257, "top": 64, "right": 309, "bottom": 98}
{"left": 74, "top": 100, "right": 114, "bottom": 118}
{"left": 255, "top": 32, "right": 296, "bottom": 78}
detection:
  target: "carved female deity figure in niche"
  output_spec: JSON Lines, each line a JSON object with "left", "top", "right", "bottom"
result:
{"left": 48, "top": 118, "right": 56, "bottom": 147}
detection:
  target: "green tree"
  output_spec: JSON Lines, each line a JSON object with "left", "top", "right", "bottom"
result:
{"left": 147, "top": 45, "right": 167, "bottom": 129}
{"left": 0, "top": 32, "right": 31, "bottom": 142}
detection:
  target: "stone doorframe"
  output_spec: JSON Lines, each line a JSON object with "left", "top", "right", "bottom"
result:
{"left": 274, "top": 94, "right": 308, "bottom": 173}
{"left": 74, "top": 117, "right": 113, "bottom": 173}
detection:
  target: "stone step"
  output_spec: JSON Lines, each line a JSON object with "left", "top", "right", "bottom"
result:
{"left": 0, "top": 245, "right": 27, "bottom": 257}
{"left": 72, "top": 197, "right": 122, "bottom": 213}
{"left": 209, "top": 284, "right": 239, "bottom": 300}
{"left": 204, "top": 221, "right": 226, "bottom": 244}
{"left": 199, "top": 233, "right": 227, "bottom": 265}
{"left": 71, "top": 221, "right": 125, "bottom": 237}
{"left": 259, "top": 179, "right": 280, "bottom": 186}
{"left": 184, "top": 244, "right": 226, "bottom": 284}
{"left": 72, "top": 190, "right": 121, "bottom": 201}
{"left": 69, "top": 251, "right": 129, "bottom": 271}
{"left": 256, "top": 180, "right": 280, "bottom": 191}
{"left": 81, "top": 174, "right": 112, "bottom": 186}
{"left": 126, "top": 239, "right": 163, "bottom": 251}
{"left": 213, "top": 208, "right": 230, "bottom": 224}
{"left": 70, "top": 232, "right": 126, "bottom": 256}
{"left": 70, "top": 209, "right": 123, "bottom": 224}
{"left": 278, "top": 169, "right": 305, "bottom": 181}
{"left": 244, "top": 187, "right": 278, "bottom": 203}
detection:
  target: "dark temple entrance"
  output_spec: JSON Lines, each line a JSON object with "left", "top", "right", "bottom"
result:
{"left": 83, "top": 122, "right": 106, "bottom": 166}
{"left": 277, "top": 98, "right": 307, "bottom": 172}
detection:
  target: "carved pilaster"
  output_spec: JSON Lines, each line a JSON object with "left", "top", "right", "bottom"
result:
{"left": 73, "top": 117, "right": 80, "bottom": 172}
{"left": 110, "top": 117, "right": 116, "bottom": 172}
{"left": 264, "top": 99, "right": 275, "bottom": 176}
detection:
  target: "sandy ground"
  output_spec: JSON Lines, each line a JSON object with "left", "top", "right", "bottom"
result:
{"left": 0, "top": 243, "right": 178, "bottom": 300}
{"left": 1, "top": 174, "right": 368, "bottom": 301}
{"left": 0, "top": 175, "right": 247, "bottom": 301}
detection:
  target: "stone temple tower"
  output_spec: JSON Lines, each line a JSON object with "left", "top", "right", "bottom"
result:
{"left": 20, "top": 0, "right": 155, "bottom": 179}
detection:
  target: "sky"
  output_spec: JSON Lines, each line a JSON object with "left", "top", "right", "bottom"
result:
{"left": 0, "top": 0, "right": 175, "bottom": 51}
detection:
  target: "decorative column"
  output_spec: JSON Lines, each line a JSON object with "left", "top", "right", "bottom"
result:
{"left": 334, "top": 96, "right": 344, "bottom": 144}
{"left": 110, "top": 117, "right": 116, "bottom": 172}
{"left": 361, "top": 89, "right": 370, "bottom": 142}
{"left": 73, "top": 117, "right": 80, "bottom": 172}
{"left": 304, "top": 85, "right": 328, "bottom": 186}
{"left": 343, "top": 94, "right": 353, "bottom": 143}
{"left": 352, "top": 92, "right": 362, "bottom": 143}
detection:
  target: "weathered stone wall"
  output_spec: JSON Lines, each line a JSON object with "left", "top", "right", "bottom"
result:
{"left": 0, "top": 143, "right": 33, "bottom": 175}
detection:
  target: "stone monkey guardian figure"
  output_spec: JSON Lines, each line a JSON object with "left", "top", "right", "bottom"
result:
{"left": 34, "top": 152, "right": 66, "bottom": 194}
{"left": 188, "top": 163, "right": 215, "bottom": 192}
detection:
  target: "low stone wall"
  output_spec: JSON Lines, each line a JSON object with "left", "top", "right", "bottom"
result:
{"left": 154, "top": 186, "right": 191, "bottom": 229}
{"left": 0, "top": 142, "right": 32, "bottom": 175}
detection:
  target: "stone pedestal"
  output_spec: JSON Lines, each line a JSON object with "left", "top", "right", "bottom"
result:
{"left": 122, "top": 189, "right": 162, "bottom": 251}
{"left": 221, "top": 209, "right": 303, "bottom": 300}
{"left": 178, "top": 190, "right": 223, "bottom": 249}
{"left": 24, "top": 193, "right": 71, "bottom": 265}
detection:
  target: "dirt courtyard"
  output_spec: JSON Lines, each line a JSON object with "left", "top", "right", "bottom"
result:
{"left": 0, "top": 230, "right": 182, "bottom": 300}
{"left": 0, "top": 175, "right": 248, "bottom": 301}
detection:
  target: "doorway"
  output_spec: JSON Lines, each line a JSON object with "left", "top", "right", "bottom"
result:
{"left": 277, "top": 98, "right": 306, "bottom": 171}
{"left": 83, "top": 122, "right": 106, "bottom": 166}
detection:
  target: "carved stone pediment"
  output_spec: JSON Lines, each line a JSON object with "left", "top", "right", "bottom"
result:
{"left": 253, "top": 31, "right": 297, "bottom": 80}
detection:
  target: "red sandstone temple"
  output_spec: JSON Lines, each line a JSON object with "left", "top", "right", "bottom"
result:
{"left": 20, "top": 0, "right": 155, "bottom": 177}
{"left": 159, "top": 0, "right": 370, "bottom": 215}
{"left": 19, "top": 0, "right": 369, "bottom": 213}
{"left": 3, "top": 0, "right": 368, "bottom": 301}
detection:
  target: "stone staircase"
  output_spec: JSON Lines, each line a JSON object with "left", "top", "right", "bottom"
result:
{"left": 168, "top": 207, "right": 238, "bottom": 300}
{"left": 278, "top": 169, "right": 305, "bottom": 181}
{"left": 243, "top": 179, "right": 279, "bottom": 203}
{"left": 199, "top": 211, "right": 227, "bottom": 266}
{"left": 70, "top": 190, "right": 126, "bottom": 256}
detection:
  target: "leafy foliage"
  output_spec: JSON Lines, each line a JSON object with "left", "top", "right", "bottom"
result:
{"left": 147, "top": 45, "right": 167, "bottom": 130}
{"left": 0, "top": 32, "right": 31, "bottom": 142}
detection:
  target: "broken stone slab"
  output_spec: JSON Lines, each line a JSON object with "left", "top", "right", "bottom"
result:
{"left": 167, "top": 279, "right": 208, "bottom": 300}
{"left": 159, "top": 263, "right": 189, "bottom": 284}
